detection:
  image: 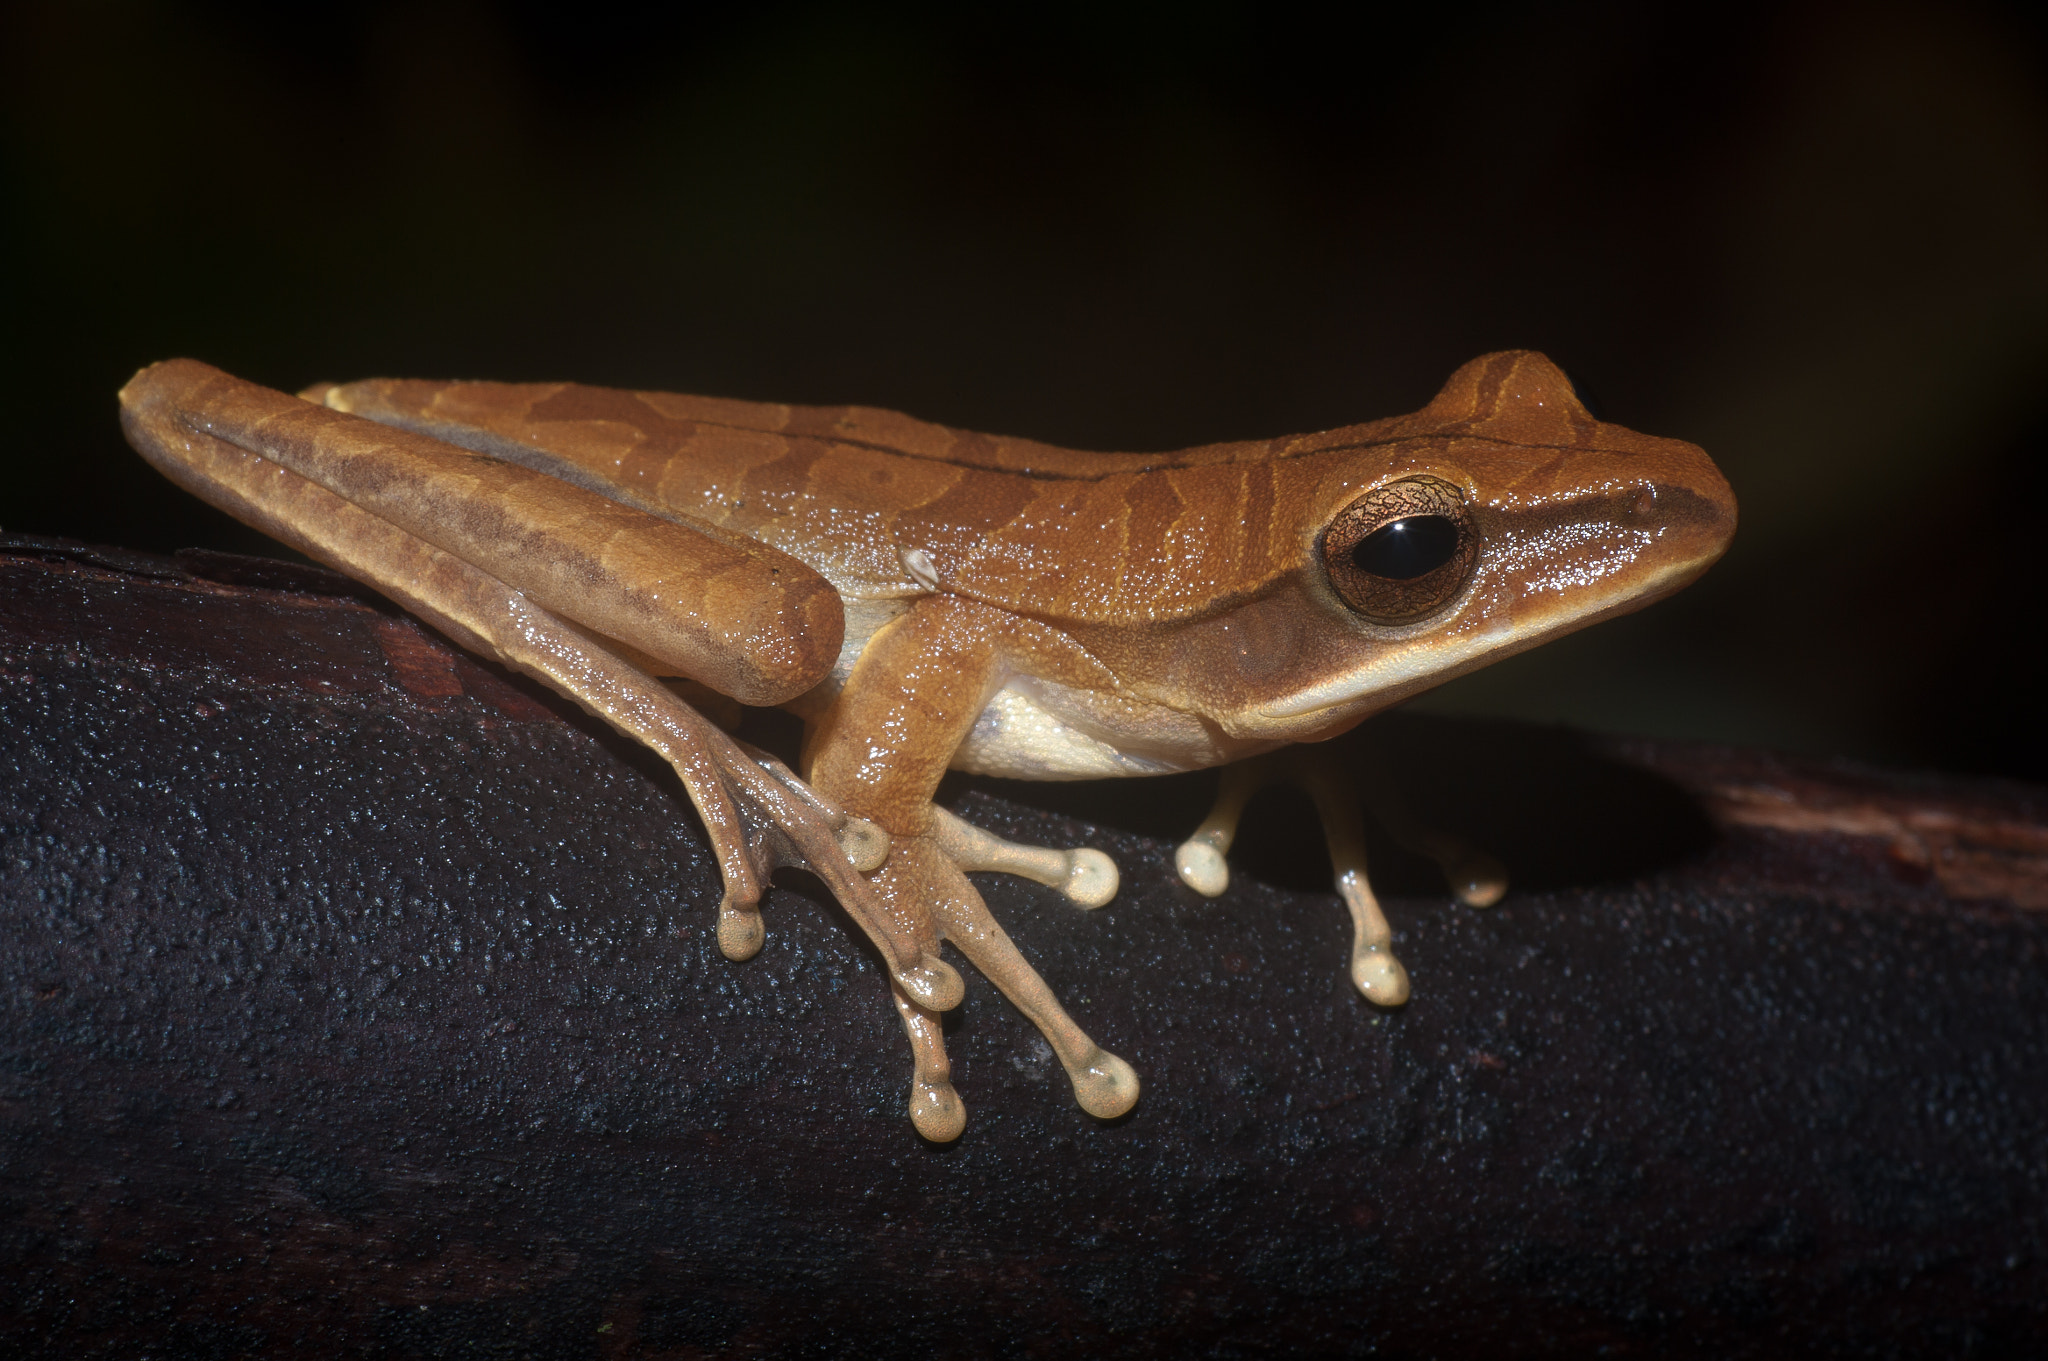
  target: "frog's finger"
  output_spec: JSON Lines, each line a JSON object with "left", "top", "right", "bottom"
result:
{"left": 1293, "top": 749, "right": 1414, "bottom": 1007}
{"left": 908, "top": 838, "right": 1140, "bottom": 1120}
{"left": 929, "top": 806, "right": 1119, "bottom": 908}
{"left": 1172, "top": 756, "right": 1274, "bottom": 898}
{"left": 1334, "top": 870, "right": 1411, "bottom": 1007}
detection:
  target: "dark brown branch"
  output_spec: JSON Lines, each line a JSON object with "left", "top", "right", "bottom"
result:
{"left": 2, "top": 535, "right": 2044, "bottom": 1357}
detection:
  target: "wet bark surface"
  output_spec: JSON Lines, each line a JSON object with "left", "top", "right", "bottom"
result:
{"left": 2, "top": 535, "right": 2045, "bottom": 1359}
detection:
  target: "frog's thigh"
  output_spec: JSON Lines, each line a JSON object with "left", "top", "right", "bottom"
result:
{"left": 155, "top": 362, "right": 844, "bottom": 708}
{"left": 928, "top": 807, "right": 1119, "bottom": 908}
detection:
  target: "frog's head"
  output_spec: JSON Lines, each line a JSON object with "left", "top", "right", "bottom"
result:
{"left": 1149, "top": 351, "right": 1737, "bottom": 745}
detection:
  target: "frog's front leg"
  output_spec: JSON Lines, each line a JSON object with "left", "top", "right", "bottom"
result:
{"left": 1175, "top": 745, "right": 1507, "bottom": 1005}
{"left": 806, "top": 596, "right": 1141, "bottom": 1138}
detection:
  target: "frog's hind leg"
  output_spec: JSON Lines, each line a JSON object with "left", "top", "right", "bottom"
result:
{"left": 928, "top": 806, "right": 1119, "bottom": 908}
{"left": 902, "top": 836, "right": 1140, "bottom": 1121}
{"left": 118, "top": 359, "right": 964, "bottom": 1024}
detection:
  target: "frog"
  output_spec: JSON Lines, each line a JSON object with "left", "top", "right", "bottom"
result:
{"left": 118, "top": 350, "right": 1737, "bottom": 1140}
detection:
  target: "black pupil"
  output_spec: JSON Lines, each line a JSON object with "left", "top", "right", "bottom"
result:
{"left": 1351, "top": 515, "right": 1459, "bottom": 580}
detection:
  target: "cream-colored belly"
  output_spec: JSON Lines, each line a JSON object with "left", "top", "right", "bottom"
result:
{"left": 953, "top": 676, "right": 1279, "bottom": 781}
{"left": 809, "top": 592, "right": 1277, "bottom": 782}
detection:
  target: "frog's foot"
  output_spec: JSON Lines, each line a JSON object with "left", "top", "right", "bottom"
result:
{"left": 928, "top": 806, "right": 1120, "bottom": 908}
{"left": 887, "top": 835, "right": 1140, "bottom": 1121}
{"left": 526, "top": 657, "right": 962, "bottom": 1010}
{"left": 476, "top": 637, "right": 976, "bottom": 1013}
{"left": 707, "top": 743, "right": 890, "bottom": 961}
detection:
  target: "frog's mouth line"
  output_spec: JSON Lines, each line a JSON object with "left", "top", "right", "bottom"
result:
{"left": 1247, "top": 550, "right": 1723, "bottom": 727}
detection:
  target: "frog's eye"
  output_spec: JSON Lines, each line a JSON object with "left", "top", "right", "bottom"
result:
{"left": 1321, "top": 475, "right": 1477, "bottom": 622}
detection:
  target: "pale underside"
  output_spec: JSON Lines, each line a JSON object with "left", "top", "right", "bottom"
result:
{"left": 819, "top": 597, "right": 1246, "bottom": 781}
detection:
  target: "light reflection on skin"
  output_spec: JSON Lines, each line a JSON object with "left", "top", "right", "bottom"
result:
{"left": 1493, "top": 522, "right": 1657, "bottom": 598}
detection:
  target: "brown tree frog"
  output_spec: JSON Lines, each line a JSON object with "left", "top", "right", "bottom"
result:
{"left": 119, "top": 351, "right": 1736, "bottom": 1140}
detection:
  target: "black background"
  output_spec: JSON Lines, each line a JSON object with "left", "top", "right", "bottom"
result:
{"left": 4, "top": 0, "right": 2045, "bottom": 780}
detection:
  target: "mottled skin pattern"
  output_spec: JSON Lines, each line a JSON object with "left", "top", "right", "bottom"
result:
{"left": 119, "top": 352, "right": 1735, "bottom": 1140}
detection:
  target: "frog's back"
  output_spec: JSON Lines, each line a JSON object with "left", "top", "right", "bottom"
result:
{"left": 317, "top": 376, "right": 1349, "bottom": 488}
{"left": 313, "top": 377, "right": 1367, "bottom": 618}
{"left": 311, "top": 353, "right": 1710, "bottom": 627}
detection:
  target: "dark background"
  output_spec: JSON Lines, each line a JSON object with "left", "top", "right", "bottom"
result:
{"left": 4, "top": 0, "right": 2045, "bottom": 780}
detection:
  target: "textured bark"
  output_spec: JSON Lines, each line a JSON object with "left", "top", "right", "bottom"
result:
{"left": 2, "top": 534, "right": 2044, "bottom": 1358}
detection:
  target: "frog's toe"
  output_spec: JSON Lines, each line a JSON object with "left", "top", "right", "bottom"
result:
{"left": 1173, "top": 837, "right": 1231, "bottom": 897}
{"left": 909, "top": 1078, "right": 966, "bottom": 1142}
{"left": 1445, "top": 848, "right": 1508, "bottom": 908}
{"left": 1066, "top": 1047, "right": 1141, "bottom": 1119}
{"left": 928, "top": 806, "right": 1122, "bottom": 909}
{"left": 1350, "top": 944, "right": 1411, "bottom": 1007}
{"left": 715, "top": 895, "right": 765, "bottom": 961}
{"left": 892, "top": 979, "right": 966, "bottom": 1141}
